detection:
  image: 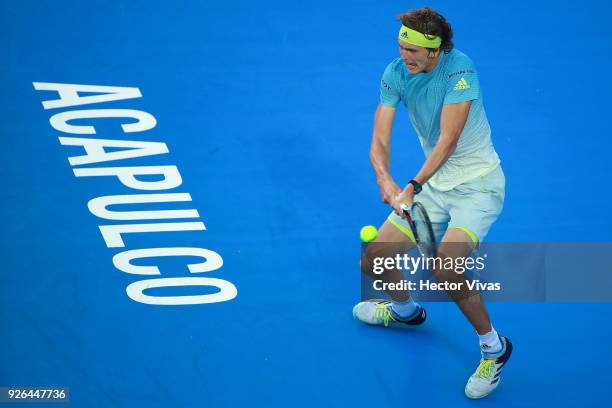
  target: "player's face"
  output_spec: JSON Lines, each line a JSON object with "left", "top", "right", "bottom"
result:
{"left": 398, "top": 42, "right": 439, "bottom": 74}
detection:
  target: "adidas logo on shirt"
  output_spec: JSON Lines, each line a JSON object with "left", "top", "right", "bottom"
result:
{"left": 454, "top": 77, "right": 470, "bottom": 90}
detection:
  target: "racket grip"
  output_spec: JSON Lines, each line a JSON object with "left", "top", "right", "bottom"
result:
{"left": 400, "top": 203, "right": 411, "bottom": 219}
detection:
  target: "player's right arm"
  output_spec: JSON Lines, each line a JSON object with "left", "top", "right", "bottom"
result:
{"left": 370, "top": 103, "right": 401, "bottom": 204}
{"left": 372, "top": 61, "right": 403, "bottom": 205}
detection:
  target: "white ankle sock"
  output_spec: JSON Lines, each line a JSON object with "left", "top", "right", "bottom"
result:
{"left": 478, "top": 327, "right": 502, "bottom": 353}
{"left": 391, "top": 299, "right": 418, "bottom": 319}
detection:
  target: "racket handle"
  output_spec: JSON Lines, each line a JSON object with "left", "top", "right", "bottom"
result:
{"left": 400, "top": 203, "right": 412, "bottom": 220}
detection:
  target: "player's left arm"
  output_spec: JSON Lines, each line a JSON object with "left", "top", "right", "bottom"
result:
{"left": 391, "top": 102, "right": 470, "bottom": 213}
{"left": 411, "top": 101, "right": 471, "bottom": 184}
{"left": 392, "top": 56, "right": 479, "bottom": 212}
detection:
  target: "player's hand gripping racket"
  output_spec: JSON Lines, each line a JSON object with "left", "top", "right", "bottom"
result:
{"left": 401, "top": 202, "right": 438, "bottom": 258}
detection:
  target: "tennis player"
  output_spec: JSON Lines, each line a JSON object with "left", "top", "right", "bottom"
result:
{"left": 352, "top": 7, "right": 512, "bottom": 399}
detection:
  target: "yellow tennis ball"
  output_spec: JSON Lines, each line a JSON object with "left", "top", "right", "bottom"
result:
{"left": 360, "top": 225, "right": 378, "bottom": 243}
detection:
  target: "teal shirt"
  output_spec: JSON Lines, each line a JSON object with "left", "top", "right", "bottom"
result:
{"left": 380, "top": 49, "right": 500, "bottom": 191}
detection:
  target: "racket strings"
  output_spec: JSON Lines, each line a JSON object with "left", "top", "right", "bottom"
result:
{"left": 412, "top": 203, "right": 437, "bottom": 258}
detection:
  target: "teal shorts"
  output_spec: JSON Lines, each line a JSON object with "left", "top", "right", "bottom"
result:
{"left": 388, "top": 166, "right": 505, "bottom": 245}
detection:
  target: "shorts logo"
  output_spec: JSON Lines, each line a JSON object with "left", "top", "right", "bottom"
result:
{"left": 453, "top": 77, "right": 470, "bottom": 90}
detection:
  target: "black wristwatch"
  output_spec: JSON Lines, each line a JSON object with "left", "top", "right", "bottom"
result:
{"left": 408, "top": 179, "right": 422, "bottom": 194}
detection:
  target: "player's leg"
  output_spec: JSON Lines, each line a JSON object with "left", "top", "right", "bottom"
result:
{"left": 353, "top": 217, "right": 427, "bottom": 326}
{"left": 441, "top": 166, "right": 512, "bottom": 399}
{"left": 360, "top": 217, "right": 415, "bottom": 302}
{"left": 435, "top": 227, "right": 512, "bottom": 399}
{"left": 353, "top": 185, "right": 448, "bottom": 327}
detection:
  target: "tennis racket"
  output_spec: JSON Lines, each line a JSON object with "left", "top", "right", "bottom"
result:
{"left": 401, "top": 202, "right": 437, "bottom": 258}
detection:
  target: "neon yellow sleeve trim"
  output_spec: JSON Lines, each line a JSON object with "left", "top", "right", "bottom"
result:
{"left": 398, "top": 25, "right": 442, "bottom": 49}
{"left": 387, "top": 216, "right": 416, "bottom": 244}
{"left": 451, "top": 226, "right": 479, "bottom": 246}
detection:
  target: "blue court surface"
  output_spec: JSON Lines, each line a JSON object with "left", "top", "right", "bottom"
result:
{"left": 1, "top": 0, "right": 611, "bottom": 407}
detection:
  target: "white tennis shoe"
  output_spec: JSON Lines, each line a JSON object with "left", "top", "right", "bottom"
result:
{"left": 465, "top": 336, "right": 513, "bottom": 399}
{"left": 352, "top": 299, "right": 427, "bottom": 327}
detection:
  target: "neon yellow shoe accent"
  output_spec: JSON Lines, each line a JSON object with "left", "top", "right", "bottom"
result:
{"left": 453, "top": 77, "right": 470, "bottom": 90}
{"left": 475, "top": 359, "right": 495, "bottom": 379}
{"left": 451, "top": 226, "right": 479, "bottom": 246}
{"left": 387, "top": 216, "right": 416, "bottom": 243}
{"left": 374, "top": 303, "right": 397, "bottom": 327}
